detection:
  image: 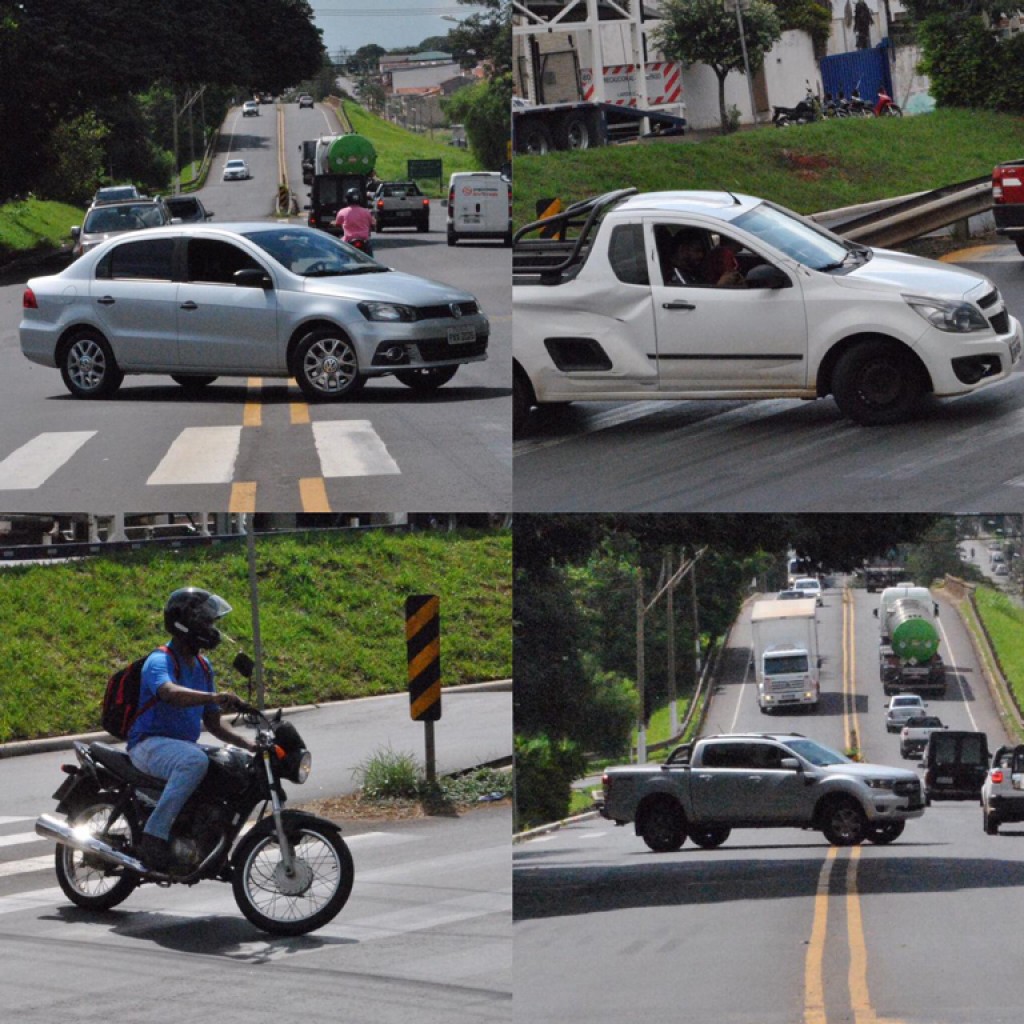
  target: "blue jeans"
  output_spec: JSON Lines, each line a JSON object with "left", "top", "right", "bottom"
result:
{"left": 129, "top": 736, "right": 209, "bottom": 840}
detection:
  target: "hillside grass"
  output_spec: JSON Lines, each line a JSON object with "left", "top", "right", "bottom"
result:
{"left": 514, "top": 108, "right": 1024, "bottom": 226}
{"left": 0, "top": 529, "right": 511, "bottom": 743}
{"left": 338, "top": 100, "right": 481, "bottom": 193}
{"left": 974, "top": 587, "right": 1024, "bottom": 718}
{"left": 0, "top": 197, "right": 83, "bottom": 259}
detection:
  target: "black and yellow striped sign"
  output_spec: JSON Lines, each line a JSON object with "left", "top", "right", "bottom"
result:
{"left": 405, "top": 594, "right": 441, "bottom": 721}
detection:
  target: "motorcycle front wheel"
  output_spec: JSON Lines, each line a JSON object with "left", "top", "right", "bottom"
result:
{"left": 55, "top": 801, "right": 140, "bottom": 911}
{"left": 232, "top": 823, "right": 354, "bottom": 935}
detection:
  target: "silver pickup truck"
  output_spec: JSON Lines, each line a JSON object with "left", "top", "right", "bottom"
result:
{"left": 601, "top": 732, "right": 925, "bottom": 851}
{"left": 372, "top": 180, "right": 430, "bottom": 232}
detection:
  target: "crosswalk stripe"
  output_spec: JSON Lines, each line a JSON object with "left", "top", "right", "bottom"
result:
{"left": 312, "top": 421, "right": 400, "bottom": 477}
{"left": 146, "top": 426, "right": 243, "bottom": 485}
{"left": 0, "top": 832, "right": 41, "bottom": 849}
{"left": 0, "top": 855, "right": 53, "bottom": 878}
{"left": 0, "top": 431, "right": 96, "bottom": 489}
{"left": 0, "top": 817, "right": 33, "bottom": 827}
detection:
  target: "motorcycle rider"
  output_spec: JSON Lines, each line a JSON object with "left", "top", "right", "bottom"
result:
{"left": 127, "top": 588, "right": 254, "bottom": 872}
{"left": 334, "top": 187, "right": 375, "bottom": 254}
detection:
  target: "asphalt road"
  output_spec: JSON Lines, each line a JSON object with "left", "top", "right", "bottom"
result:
{"left": 514, "top": 583, "right": 1018, "bottom": 1024}
{"left": 0, "top": 688, "right": 512, "bottom": 1023}
{"left": 513, "top": 249, "right": 1024, "bottom": 512}
{"left": 0, "top": 101, "right": 511, "bottom": 513}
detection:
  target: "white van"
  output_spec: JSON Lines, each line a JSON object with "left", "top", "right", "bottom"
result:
{"left": 447, "top": 172, "right": 511, "bottom": 247}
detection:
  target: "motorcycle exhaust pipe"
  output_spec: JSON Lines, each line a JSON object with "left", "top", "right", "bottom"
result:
{"left": 35, "top": 813, "right": 146, "bottom": 874}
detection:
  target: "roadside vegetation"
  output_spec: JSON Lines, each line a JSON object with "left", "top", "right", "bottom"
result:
{"left": 972, "top": 587, "right": 1024, "bottom": 726}
{"left": 0, "top": 528, "right": 511, "bottom": 744}
{"left": 0, "top": 198, "right": 84, "bottom": 260}
{"left": 513, "top": 109, "right": 1024, "bottom": 227}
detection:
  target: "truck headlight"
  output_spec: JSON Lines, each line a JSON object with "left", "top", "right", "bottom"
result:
{"left": 864, "top": 778, "right": 897, "bottom": 790}
{"left": 905, "top": 295, "right": 989, "bottom": 333}
{"left": 359, "top": 301, "right": 417, "bottom": 322}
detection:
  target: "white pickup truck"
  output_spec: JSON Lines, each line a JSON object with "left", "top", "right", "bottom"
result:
{"left": 512, "top": 188, "right": 1022, "bottom": 436}
{"left": 601, "top": 732, "right": 925, "bottom": 851}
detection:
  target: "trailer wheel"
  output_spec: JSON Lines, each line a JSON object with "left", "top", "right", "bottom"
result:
{"left": 558, "top": 113, "right": 593, "bottom": 151}
{"left": 519, "top": 122, "right": 552, "bottom": 155}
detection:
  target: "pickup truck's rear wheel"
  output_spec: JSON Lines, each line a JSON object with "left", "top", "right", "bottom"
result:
{"left": 984, "top": 809, "right": 1000, "bottom": 835}
{"left": 821, "top": 798, "right": 867, "bottom": 846}
{"left": 688, "top": 826, "right": 731, "bottom": 849}
{"left": 867, "top": 821, "right": 905, "bottom": 844}
{"left": 639, "top": 799, "right": 687, "bottom": 853}
{"left": 832, "top": 340, "right": 924, "bottom": 425}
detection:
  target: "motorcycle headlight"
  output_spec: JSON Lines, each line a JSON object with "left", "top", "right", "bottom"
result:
{"left": 359, "top": 301, "right": 417, "bottom": 322}
{"left": 295, "top": 750, "right": 312, "bottom": 784}
{"left": 905, "top": 295, "right": 989, "bottom": 333}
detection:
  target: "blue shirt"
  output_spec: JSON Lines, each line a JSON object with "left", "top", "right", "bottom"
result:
{"left": 126, "top": 646, "right": 215, "bottom": 749}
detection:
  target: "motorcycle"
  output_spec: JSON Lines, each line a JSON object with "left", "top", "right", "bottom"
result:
{"left": 346, "top": 235, "right": 374, "bottom": 257}
{"left": 873, "top": 88, "right": 903, "bottom": 117}
{"left": 35, "top": 652, "right": 353, "bottom": 936}
{"left": 847, "top": 89, "right": 873, "bottom": 117}
{"left": 772, "top": 83, "right": 820, "bottom": 127}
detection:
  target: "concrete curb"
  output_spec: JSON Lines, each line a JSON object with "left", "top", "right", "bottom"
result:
{"left": 0, "top": 678, "right": 513, "bottom": 760}
{"left": 513, "top": 810, "right": 601, "bottom": 843}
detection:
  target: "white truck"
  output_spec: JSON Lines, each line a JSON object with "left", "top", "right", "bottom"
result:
{"left": 750, "top": 598, "right": 820, "bottom": 713}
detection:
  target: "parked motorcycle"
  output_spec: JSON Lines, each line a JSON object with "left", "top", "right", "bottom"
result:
{"left": 772, "top": 83, "right": 820, "bottom": 127}
{"left": 847, "top": 89, "right": 873, "bottom": 117}
{"left": 873, "top": 88, "right": 903, "bottom": 117}
{"left": 35, "top": 652, "right": 354, "bottom": 936}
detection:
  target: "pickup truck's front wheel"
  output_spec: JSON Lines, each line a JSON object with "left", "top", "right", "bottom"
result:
{"left": 867, "top": 821, "right": 905, "bottom": 844}
{"left": 820, "top": 798, "right": 867, "bottom": 846}
{"left": 688, "top": 826, "right": 731, "bottom": 849}
{"left": 832, "top": 340, "right": 924, "bottom": 425}
{"left": 639, "top": 798, "right": 687, "bottom": 853}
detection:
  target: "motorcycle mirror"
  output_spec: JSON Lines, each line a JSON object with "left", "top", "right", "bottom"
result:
{"left": 233, "top": 651, "right": 255, "bottom": 678}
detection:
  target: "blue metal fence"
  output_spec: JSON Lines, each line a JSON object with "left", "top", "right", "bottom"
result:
{"left": 819, "top": 42, "right": 893, "bottom": 104}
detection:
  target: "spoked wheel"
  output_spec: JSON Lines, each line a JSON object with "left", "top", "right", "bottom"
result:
{"left": 232, "top": 824, "right": 354, "bottom": 935}
{"left": 59, "top": 330, "right": 124, "bottom": 398}
{"left": 54, "top": 801, "right": 140, "bottom": 910}
{"left": 821, "top": 798, "right": 867, "bottom": 846}
{"left": 294, "top": 329, "right": 365, "bottom": 401}
{"left": 394, "top": 366, "right": 458, "bottom": 392}
{"left": 866, "top": 821, "right": 905, "bottom": 845}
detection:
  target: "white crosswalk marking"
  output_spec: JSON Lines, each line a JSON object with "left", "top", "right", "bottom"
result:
{"left": 312, "top": 420, "right": 401, "bottom": 477}
{"left": 146, "top": 426, "right": 243, "bottom": 485}
{"left": 0, "top": 832, "right": 42, "bottom": 849}
{"left": 0, "top": 817, "right": 33, "bottom": 827}
{"left": 0, "top": 855, "right": 53, "bottom": 878}
{"left": 0, "top": 431, "right": 96, "bottom": 489}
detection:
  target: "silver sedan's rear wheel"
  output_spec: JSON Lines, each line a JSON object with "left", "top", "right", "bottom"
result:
{"left": 59, "top": 330, "right": 124, "bottom": 398}
{"left": 294, "top": 329, "right": 365, "bottom": 400}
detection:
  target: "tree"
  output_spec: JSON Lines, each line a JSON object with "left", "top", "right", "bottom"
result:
{"left": 447, "top": 0, "right": 511, "bottom": 76}
{"left": 443, "top": 73, "right": 512, "bottom": 170}
{"left": 653, "top": 0, "right": 782, "bottom": 134}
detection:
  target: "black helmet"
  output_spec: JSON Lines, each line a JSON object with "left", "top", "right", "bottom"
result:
{"left": 164, "top": 588, "right": 232, "bottom": 650}
{"left": 345, "top": 187, "right": 361, "bottom": 205}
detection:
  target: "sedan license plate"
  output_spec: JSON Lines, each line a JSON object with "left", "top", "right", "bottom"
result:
{"left": 938, "top": 776, "right": 954, "bottom": 785}
{"left": 448, "top": 325, "right": 476, "bottom": 345}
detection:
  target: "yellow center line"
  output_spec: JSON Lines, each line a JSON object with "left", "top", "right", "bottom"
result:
{"left": 846, "top": 847, "right": 876, "bottom": 1024}
{"left": 805, "top": 846, "right": 838, "bottom": 1024}
{"left": 229, "top": 481, "right": 256, "bottom": 513}
{"left": 298, "top": 477, "right": 330, "bottom": 512}
{"left": 244, "top": 377, "right": 263, "bottom": 427}
{"left": 291, "top": 402, "right": 310, "bottom": 425}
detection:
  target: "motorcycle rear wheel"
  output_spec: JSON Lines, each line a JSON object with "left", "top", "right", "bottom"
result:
{"left": 55, "top": 801, "right": 140, "bottom": 911}
{"left": 232, "top": 823, "right": 354, "bottom": 935}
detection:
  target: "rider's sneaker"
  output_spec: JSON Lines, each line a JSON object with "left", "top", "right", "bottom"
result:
{"left": 136, "top": 833, "right": 173, "bottom": 872}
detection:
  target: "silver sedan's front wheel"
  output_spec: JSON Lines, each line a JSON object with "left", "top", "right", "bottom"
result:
{"left": 294, "top": 329, "right": 365, "bottom": 400}
{"left": 59, "top": 330, "right": 124, "bottom": 398}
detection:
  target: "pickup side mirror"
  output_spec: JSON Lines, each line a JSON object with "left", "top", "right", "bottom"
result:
{"left": 780, "top": 757, "right": 801, "bottom": 771}
{"left": 70, "top": 226, "right": 81, "bottom": 240}
{"left": 234, "top": 268, "right": 273, "bottom": 290}
{"left": 745, "top": 264, "right": 792, "bottom": 290}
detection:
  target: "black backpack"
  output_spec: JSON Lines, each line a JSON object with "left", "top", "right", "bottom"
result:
{"left": 102, "top": 645, "right": 179, "bottom": 740}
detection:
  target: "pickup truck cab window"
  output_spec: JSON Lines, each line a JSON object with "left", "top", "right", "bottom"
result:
{"left": 608, "top": 223, "right": 648, "bottom": 286}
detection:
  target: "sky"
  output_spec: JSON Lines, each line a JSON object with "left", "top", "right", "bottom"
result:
{"left": 307, "top": 2, "right": 491, "bottom": 57}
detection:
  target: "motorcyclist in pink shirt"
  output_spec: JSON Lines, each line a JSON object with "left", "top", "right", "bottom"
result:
{"left": 334, "top": 188, "right": 375, "bottom": 255}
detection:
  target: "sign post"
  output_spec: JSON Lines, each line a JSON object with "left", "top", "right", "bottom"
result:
{"left": 407, "top": 158, "right": 443, "bottom": 195}
{"left": 405, "top": 594, "right": 442, "bottom": 782}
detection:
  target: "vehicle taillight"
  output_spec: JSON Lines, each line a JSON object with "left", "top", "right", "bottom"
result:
{"left": 377, "top": 199, "right": 384, "bottom": 210}
{"left": 23, "top": 287, "right": 37, "bottom": 309}
{"left": 423, "top": 198, "right": 430, "bottom": 208}
{"left": 448, "top": 187, "right": 455, "bottom": 208}
{"left": 992, "top": 769, "right": 1004, "bottom": 784}
{"left": 602, "top": 772, "right": 610, "bottom": 790}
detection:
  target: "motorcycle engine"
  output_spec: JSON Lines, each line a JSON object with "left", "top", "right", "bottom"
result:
{"left": 170, "top": 802, "right": 230, "bottom": 868}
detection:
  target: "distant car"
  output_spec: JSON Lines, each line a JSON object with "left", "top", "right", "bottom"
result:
{"left": 298, "top": 94, "right": 314, "bottom": 108}
{"left": 260, "top": 93, "right": 274, "bottom": 104}
{"left": 223, "top": 159, "right": 251, "bottom": 181}
{"left": 885, "top": 694, "right": 927, "bottom": 733}
{"left": 776, "top": 589, "right": 806, "bottom": 600}
{"left": 923, "top": 730, "right": 990, "bottom": 803}
{"left": 899, "top": 715, "right": 946, "bottom": 759}
{"left": 93, "top": 185, "right": 141, "bottom": 205}
{"left": 982, "top": 744, "right": 1024, "bottom": 833}
{"left": 242, "top": 100, "right": 259, "bottom": 117}
{"left": 20, "top": 223, "right": 490, "bottom": 401}
{"left": 70, "top": 198, "right": 172, "bottom": 257}
{"left": 793, "top": 577, "right": 823, "bottom": 605}
{"left": 163, "top": 195, "right": 213, "bottom": 223}
{"left": 994, "top": 563, "right": 1010, "bottom": 577}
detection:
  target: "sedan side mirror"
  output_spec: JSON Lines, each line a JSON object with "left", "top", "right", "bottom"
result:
{"left": 70, "top": 226, "right": 81, "bottom": 240}
{"left": 745, "top": 264, "right": 792, "bottom": 290}
{"left": 234, "top": 268, "right": 273, "bottom": 290}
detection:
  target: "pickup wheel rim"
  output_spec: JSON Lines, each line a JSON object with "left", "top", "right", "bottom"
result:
{"left": 825, "top": 802, "right": 866, "bottom": 845}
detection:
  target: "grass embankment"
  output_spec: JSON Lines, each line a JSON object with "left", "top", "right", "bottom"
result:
{"left": 0, "top": 529, "right": 511, "bottom": 744}
{"left": 973, "top": 587, "right": 1024, "bottom": 725}
{"left": 514, "top": 108, "right": 1024, "bottom": 226}
{"left": 0, "top": 197, "right": 83, "bottom": 262}
{"left": 338, "top": 100, "right": 481, "bottom": 194}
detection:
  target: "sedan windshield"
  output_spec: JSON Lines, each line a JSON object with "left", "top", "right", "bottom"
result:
{"left": 84, "top": 204, "right": 166, "bottom": 232}
{"left": 733, "top": 202, "right": 863, "bottom": 272}
{"left": 244, "top": 227, "right": 387, "bottom": 276}
{"left": 785, "top": 738, "right": 851, "bottom": 767}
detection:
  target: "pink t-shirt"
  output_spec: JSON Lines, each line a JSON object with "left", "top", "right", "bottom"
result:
{"left": 335, "top": 205, "right": 373, "bottom": 241}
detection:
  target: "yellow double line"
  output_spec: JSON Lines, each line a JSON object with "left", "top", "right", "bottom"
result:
{"left": 804, "top": 588, "right": 904, "bottom": 1024}
{"left": 228, "top": 377, "right": 331, "bottom": 513}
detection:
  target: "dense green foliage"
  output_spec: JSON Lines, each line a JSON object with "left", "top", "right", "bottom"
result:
{"left": 513, "top": 109, "right": 1024, "bottom": 226}
{"left": 443, "top": 73, "right": 514, "bottom": 170}
{"left": 514, "top": 733, "right": 587, "bottom": 830}
{"left": 0, "top": 529, "right": 511, "bottom": 743}
{"left": 974, "top": 588, "right": 1024, "bottom": 721}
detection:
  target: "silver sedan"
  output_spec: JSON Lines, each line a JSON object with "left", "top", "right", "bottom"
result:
{"left": 20, "top": 223, "right": 489, "bottom": 400}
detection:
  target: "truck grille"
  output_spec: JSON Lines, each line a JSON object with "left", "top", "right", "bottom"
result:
{"left": 416, "top": 301, "right": 479, "bottom": 320}
{"left": 893, "top": 779, "right": 922, "bottom": 799}
{"left": 415, "top": 337, "right": 489, "bottom": 362}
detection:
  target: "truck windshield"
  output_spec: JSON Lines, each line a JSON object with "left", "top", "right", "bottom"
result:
{"left": 733, "top": 203, "right": 857, "bottom": 272}
{"left": 764, "top": 654, "right": 809, "bottom": 675}
{"left": 785, "top": 738, "right": 851, "bottom": 766}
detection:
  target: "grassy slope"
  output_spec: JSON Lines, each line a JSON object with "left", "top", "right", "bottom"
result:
{"left": 0, "top": 198, "right": 83, "bottom": 257}
{"left": 0, "top": 530, "right": 511, "bottom": 743}
{"left": 974, "top": 587, "right": 1024, "bottom": 720}
{"left": 514, "top": 109, "right": 1024, "bottom": 226}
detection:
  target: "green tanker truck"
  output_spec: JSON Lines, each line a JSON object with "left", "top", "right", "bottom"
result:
{"left": 874, "top": 585, "right": 946, "bottom": 696}
{"left": 306, "top": 133, "right": 378, "bottom": 235}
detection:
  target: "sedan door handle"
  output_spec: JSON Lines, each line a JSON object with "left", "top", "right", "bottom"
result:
{"left": 96, "top": 296, "right": 115, "bottom": 305}
{"left": 662, "top": 301, "right": 696, "bottom": 310}
{"left": 179, "top": 301, "right": 198, "bottom": 311}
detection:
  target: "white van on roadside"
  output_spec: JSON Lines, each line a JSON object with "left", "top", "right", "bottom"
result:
{"left": 447, "top": 171, "right": 511, "bottom": 247}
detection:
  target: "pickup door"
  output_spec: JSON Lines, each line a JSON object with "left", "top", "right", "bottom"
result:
{"left": 689, "top": 740, "right": 811, "bottom": 824}
{"left": 644, "top": 218, "right": 810, "bottom": 391}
